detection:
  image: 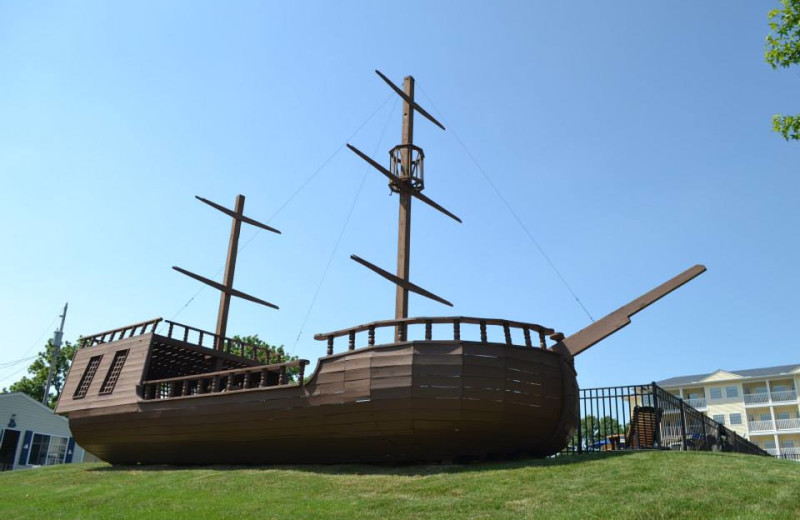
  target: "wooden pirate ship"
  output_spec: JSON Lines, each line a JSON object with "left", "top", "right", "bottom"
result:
{"left": 55, "top": 71, "right": 706, "bottom": 464}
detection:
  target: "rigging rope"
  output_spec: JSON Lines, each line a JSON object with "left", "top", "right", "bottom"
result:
{"left": 164, "top": 93, "right": 395, "bottom": 326}
{"left": 292, "top": 96, "right": 400, "bottom": 349}
{"left": 418, "top": 85, "right": 595, "bottom": 323}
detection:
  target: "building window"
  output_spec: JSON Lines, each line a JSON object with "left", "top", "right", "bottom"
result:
{"left": 73, "top": 355, "right": 103, "bottom": 399}
{"left": 783, "top": 440, "right": 796, "bottom": 448}
{"left": 759, "top": 413, "right": 772, "bottom": 422}
{"left": 27, "top": 434, "right": 68, "bottom": 466}
{"left": 713, "top": 414, "right": 725, "bottom": 425}
{"left": 776, "top": 412, "right": 791, "bottom": 420}
{"left": 729, "top": 413, "right": 742, "bottom": 425}
{"left": 764, "top": 440, "right": 776, "bottom": 449}
{"left": 99, "top": 349, "right": 129, "bottom": 395}
{"left": 725, "top": 386, "right": 739, "bottom": 398}
{"left": 709, "top": 388, "right": 722, "bottom": 399}
{"left": 772, "top": 384, "right": 788, "bottom": 392}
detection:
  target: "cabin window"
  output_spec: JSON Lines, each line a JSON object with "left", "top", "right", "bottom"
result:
{"left": 709, "top": 388, "right": 722, "bottom": 400}
{"left": 713, "top": 414, "right": 725, "bottom": 425}
{"left": 73, "top": 355, "right": 103, "bottom": 399}
{"left": 725, "top": 386, "right": 738, "bottom": 398}
{"left": 729, "top": 413, "right": 742, "bottom": 425}
{"left": 26, "top": 434, "right": 68, "bottom": 466}
{"left": 99, "top": 349, "right": 129, "bottom": 395}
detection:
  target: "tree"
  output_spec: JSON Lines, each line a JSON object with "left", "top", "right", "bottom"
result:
{"left": 766, "top": 0, "right": 800, "bottom": 140}
{"left": 571, "top": 415, "right": 626, "bottom": 450}
{"left": 232, "top": 334, "right": 301, "bottom": 381}
{"left": 3, "top": 340, "right": 77, "bottom": 409}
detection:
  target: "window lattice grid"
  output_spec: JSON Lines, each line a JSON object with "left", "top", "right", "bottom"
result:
{"left": 73, "top": 355, "right": 103, "bottom": 399}
{"left": 99, "top": 349, "right": 129, "bottom": 395}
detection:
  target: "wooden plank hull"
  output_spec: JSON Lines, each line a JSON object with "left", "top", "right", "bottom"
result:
{"left": 62, "top": 340, "right": 578, "bottom": 464}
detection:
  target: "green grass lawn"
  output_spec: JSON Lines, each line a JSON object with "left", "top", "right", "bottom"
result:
{"left": 1, "top": 451, "right": 799, "bottom": 520}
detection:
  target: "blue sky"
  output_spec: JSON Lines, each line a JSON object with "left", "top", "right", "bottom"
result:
{"left": 1, "top": 1, "right": 797, "bottom": 391}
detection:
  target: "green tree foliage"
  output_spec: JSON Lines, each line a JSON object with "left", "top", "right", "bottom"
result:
{"left": 766, "top": 0, "right": 800, "bottom": 140}
{"left": 232, "top": 334, "right": 301, "bottom": 381}
{"left": 572, "top": 415, "right": 627, "bottom": 449}
{"left": 3, "top": 340, "right": 77, "bottom": 409}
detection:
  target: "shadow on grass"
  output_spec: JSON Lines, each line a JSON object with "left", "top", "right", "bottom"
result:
{"left": 88, "top": 451, "right": 636, "bottom": 476}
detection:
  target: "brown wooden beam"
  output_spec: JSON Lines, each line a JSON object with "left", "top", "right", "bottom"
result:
{"left": 346, "top": 144, "right": 461, "bottom": 223}
{"left": 172, "top": 266, "right": 279, "bottom": 310}
{"left": 375, "top": 70, "right": 446, "bottom": 131}
{"left": 556, "top": 264, "right": 707, "bottom": 357}
{"left": 194, "top": 196, "right": 281, "bottom": 235}
{"left": 350, "top": 255, "right": 452, "bottom": 307}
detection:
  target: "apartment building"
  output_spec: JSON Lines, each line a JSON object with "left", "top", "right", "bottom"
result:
{"left": 657, "top": 364, "right": 800, "bottom": 458}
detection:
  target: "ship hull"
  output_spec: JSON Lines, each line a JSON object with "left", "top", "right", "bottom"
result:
{"left": 62, "top": 339, "right": 578, "bottom": 464}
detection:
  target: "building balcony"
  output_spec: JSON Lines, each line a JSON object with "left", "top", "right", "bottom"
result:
{"left": 766, "top": 448, "right": 780, "bottom": 456}
{"left": 771, "top": 390, "right": 798, "bottom": 403}
{"left": 685, "top": 397, "right": 707, "bottom": 409}
{"left": 744, "top": 393, "right": 770, "bottom": 405}
{"left": 781, "top": 447, "right": 800, "bottom": 456}
{"left": 748, "top": 420, "right": 775, "bottom": 432}
{"left": 775, "top": 418, "right": 800, "bottom": 431}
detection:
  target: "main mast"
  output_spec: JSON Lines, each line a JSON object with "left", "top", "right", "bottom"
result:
{"left": 348, "top": 71, "right": 461, "bottom": 340}
{"left": 395, "top": 76, "right": 414, "bottom": 322}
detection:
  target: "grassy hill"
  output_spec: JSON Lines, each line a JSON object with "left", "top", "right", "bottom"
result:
{"left": 1, "top": 451, "right": 799, "bottom": 519}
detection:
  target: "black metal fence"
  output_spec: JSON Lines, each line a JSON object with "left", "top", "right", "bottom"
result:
{"left": 561, "top": 382, "right": 770, "bottom": 457}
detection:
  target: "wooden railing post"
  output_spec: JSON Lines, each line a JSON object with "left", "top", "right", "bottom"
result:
{"left": 349, "top": 331, "right": 356, "bottom": 351}
{"left": 299, "top": 363, "right": 306, "bottom": 387}
{"left": 368, "top": 326, "right": 376, "bottom": 346}
{"left": 539, "top": 332, "right": 547, "bottom": 349}
{"left": 327, "top": 337, "right": 334, "bottom": 356}
{"left": 453, "top": 319, "right": 460, "bottom": 340}
{"left": 479, "top": 321, "right": 487, "bottom": 343}
{"left": 503, "top": 324, "right": 511, "bottom": 345}
{"left": 425, "top": 320, "right": 432, "bottom": 340}
{"left": 523, "top": 328, "right": 532, "bottom": 347}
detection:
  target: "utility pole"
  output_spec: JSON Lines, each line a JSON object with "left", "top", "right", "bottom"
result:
{"left": 43, "top": 302, "right": 68, "bottom": 406}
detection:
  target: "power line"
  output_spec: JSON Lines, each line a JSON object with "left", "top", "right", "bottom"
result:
{"left": 418, "top": 85, "right": 595, "bottom": 323}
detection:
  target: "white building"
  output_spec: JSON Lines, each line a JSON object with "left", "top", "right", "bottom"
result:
{"left": 658, "top": 364, "right": 800, "bottom": 458}
{"left": 0, "top": 392, "right": 92, "bottom": 470}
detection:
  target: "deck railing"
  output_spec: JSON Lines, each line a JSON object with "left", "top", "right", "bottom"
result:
{"left": 314, "top": 316, "right": 558, "bottom": 355}
{"left": 776, "top": 418, "right": 800, "bottom": 431}
{"left": 744, "top": 392, "right": 770, "bottom": 405}
{"left": 78, "top": 318, "right": 285, "bottom": 365}
{"left": 140, "top": 359, "right": 309, "bottom": 401}
{"left": 771, "top": 390, "right": 798, "bottom": 402}
{"left": 161, "top": 320, "right": 281, "bottom": 363}
{"left": 685, "top": 397, "right": 707, "bottom": 409}
{"left": 748, "top": 420, "right": 774, "bottom": 432}
{"left": 78, "top": 318, "right": 163, "bottom": 347}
